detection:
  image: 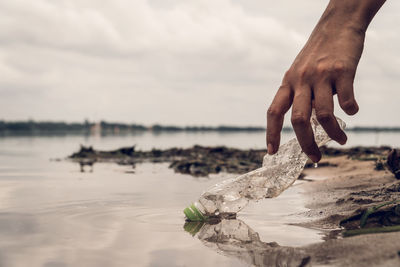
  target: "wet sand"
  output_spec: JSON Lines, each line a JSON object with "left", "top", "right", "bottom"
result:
{"left": 298, "top": 156, "right": 400, "bottom": 266}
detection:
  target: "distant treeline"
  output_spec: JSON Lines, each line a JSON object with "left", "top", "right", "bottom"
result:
{"left": 151, "top": 124, "right": 267, "bottom": 132}
{"left": 0, "top": 120, "right": 265, "bottom": 135}
{"left": 0, "top": 120, "right": 400, "bottom": 136}
{"left": 348, "top": 127, "right": 400, "bottom": 132}
{"left": 0, "top": 120, "right": 144, "bottom": 135}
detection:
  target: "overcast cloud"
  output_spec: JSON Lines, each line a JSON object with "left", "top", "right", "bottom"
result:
{"left": 0, "top": 0, "right": 399, "bottom": 126}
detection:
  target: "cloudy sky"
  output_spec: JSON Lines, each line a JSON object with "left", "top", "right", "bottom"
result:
{"left": 0, "top": 0, "right": 399, "bottom": 126}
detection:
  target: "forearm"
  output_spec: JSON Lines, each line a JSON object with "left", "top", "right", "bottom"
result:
{"left": 319, "top": 0, "right": 386, "bottom": 33}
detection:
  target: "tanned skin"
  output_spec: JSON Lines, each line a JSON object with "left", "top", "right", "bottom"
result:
{"left": 266, "top": 0, "right": 386, "bottom": 162}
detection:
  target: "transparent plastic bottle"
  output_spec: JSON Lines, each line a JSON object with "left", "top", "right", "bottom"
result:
{"left": 185, "top": 112, "right": 345, "bottom": 219}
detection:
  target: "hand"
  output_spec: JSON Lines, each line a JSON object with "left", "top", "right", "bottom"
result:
{"left": 266, "top": 0, "right": 385, "bottom": 162}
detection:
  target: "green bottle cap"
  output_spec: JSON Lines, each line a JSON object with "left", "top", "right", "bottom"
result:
{"left": 183, "top": 204, "right": 207, "bottom": 222}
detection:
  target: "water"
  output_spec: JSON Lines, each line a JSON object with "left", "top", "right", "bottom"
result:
{"left": 0, "top": 131, "right": 399, "bottom": 267}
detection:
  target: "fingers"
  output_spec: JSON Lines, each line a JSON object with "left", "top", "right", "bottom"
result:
{"left": 313, "top": 83, "right": 347, "bottom": 145}
{"left": 267, "top": 86, "right": 293, "bottom": 154}
{"left": 291, "top": 87, "right": 321, "bottom": 163}
{"left": 335, "top": 74, "right": 359, "bottom": 115}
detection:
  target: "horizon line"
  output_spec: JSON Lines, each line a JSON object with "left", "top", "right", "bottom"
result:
{"left": 1, "top": 120, "right": 400, "bottom": 132}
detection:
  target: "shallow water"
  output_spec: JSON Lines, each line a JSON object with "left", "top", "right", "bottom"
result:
{"left": 0, "top": 131, "right": 399, "bottom": 266}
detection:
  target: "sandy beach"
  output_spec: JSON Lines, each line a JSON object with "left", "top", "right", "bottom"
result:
{"left": 297, "top": 154, "right": 400, "bottom": 266}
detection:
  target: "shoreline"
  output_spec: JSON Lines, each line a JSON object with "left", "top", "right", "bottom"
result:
{"left": 68, "top": 144, "right": 396, "bottom": 176}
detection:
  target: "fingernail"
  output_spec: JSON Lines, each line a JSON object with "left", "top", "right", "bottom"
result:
{"left": 342, "top": 135, "right": 347, "bottom": 145}
{"left": 309, "top": 154, "right": 320, "bottom": 163}
{"left": 268, "top": 143, "right": 274, "bottom": 154}
{"left": 338, "top": 134, "right": 347, "bottom": 145}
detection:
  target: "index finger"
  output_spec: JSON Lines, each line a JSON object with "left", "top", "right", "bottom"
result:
{"left": 267, "top": 85, "right": 293, "bottom": 154}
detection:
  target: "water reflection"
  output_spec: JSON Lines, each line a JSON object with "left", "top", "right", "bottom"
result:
{"left": 78, "top": 159, "right": 96, "bottom": 172}
{"left": 184, "top": 219, "right": 311, "bottom": 267}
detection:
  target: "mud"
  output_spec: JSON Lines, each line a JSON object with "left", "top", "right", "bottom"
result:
{"left": 69, "top": 145, "right": 266, "bottom": 176}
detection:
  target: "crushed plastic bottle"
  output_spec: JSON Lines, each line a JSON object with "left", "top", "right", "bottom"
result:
{"left": 184, "top": 111, "right": 345, "bottom": 220}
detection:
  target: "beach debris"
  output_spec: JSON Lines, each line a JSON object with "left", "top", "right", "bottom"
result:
{"left": 340, "top": 200, "right": 400, "bottom": 237}
{"left": 387, "top": 149, "right": 400, "bottom": 179}
{"left": 342, "top": 225, "right": 400, "bottom": 237}
{"left": 68, "top": 144, "right": 393, "bottom": 177}
{"left": 184, "top": 112, "right": 345, "bottom": 220}
{"left": 374, "top": 159, "right": 385, "bottom": 171}
{"left": 359, "top": 200, "right": 399, "bottom": 228}
{"left": 320, "top": 146, "right": 391, "bottom": 159}
{"left": 69, "top": 145, "right": 265, "bottom": 176}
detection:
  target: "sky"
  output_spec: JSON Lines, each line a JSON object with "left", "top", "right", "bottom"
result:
{"left": 0, "top": 0, "right": 399, "bottom": 127}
